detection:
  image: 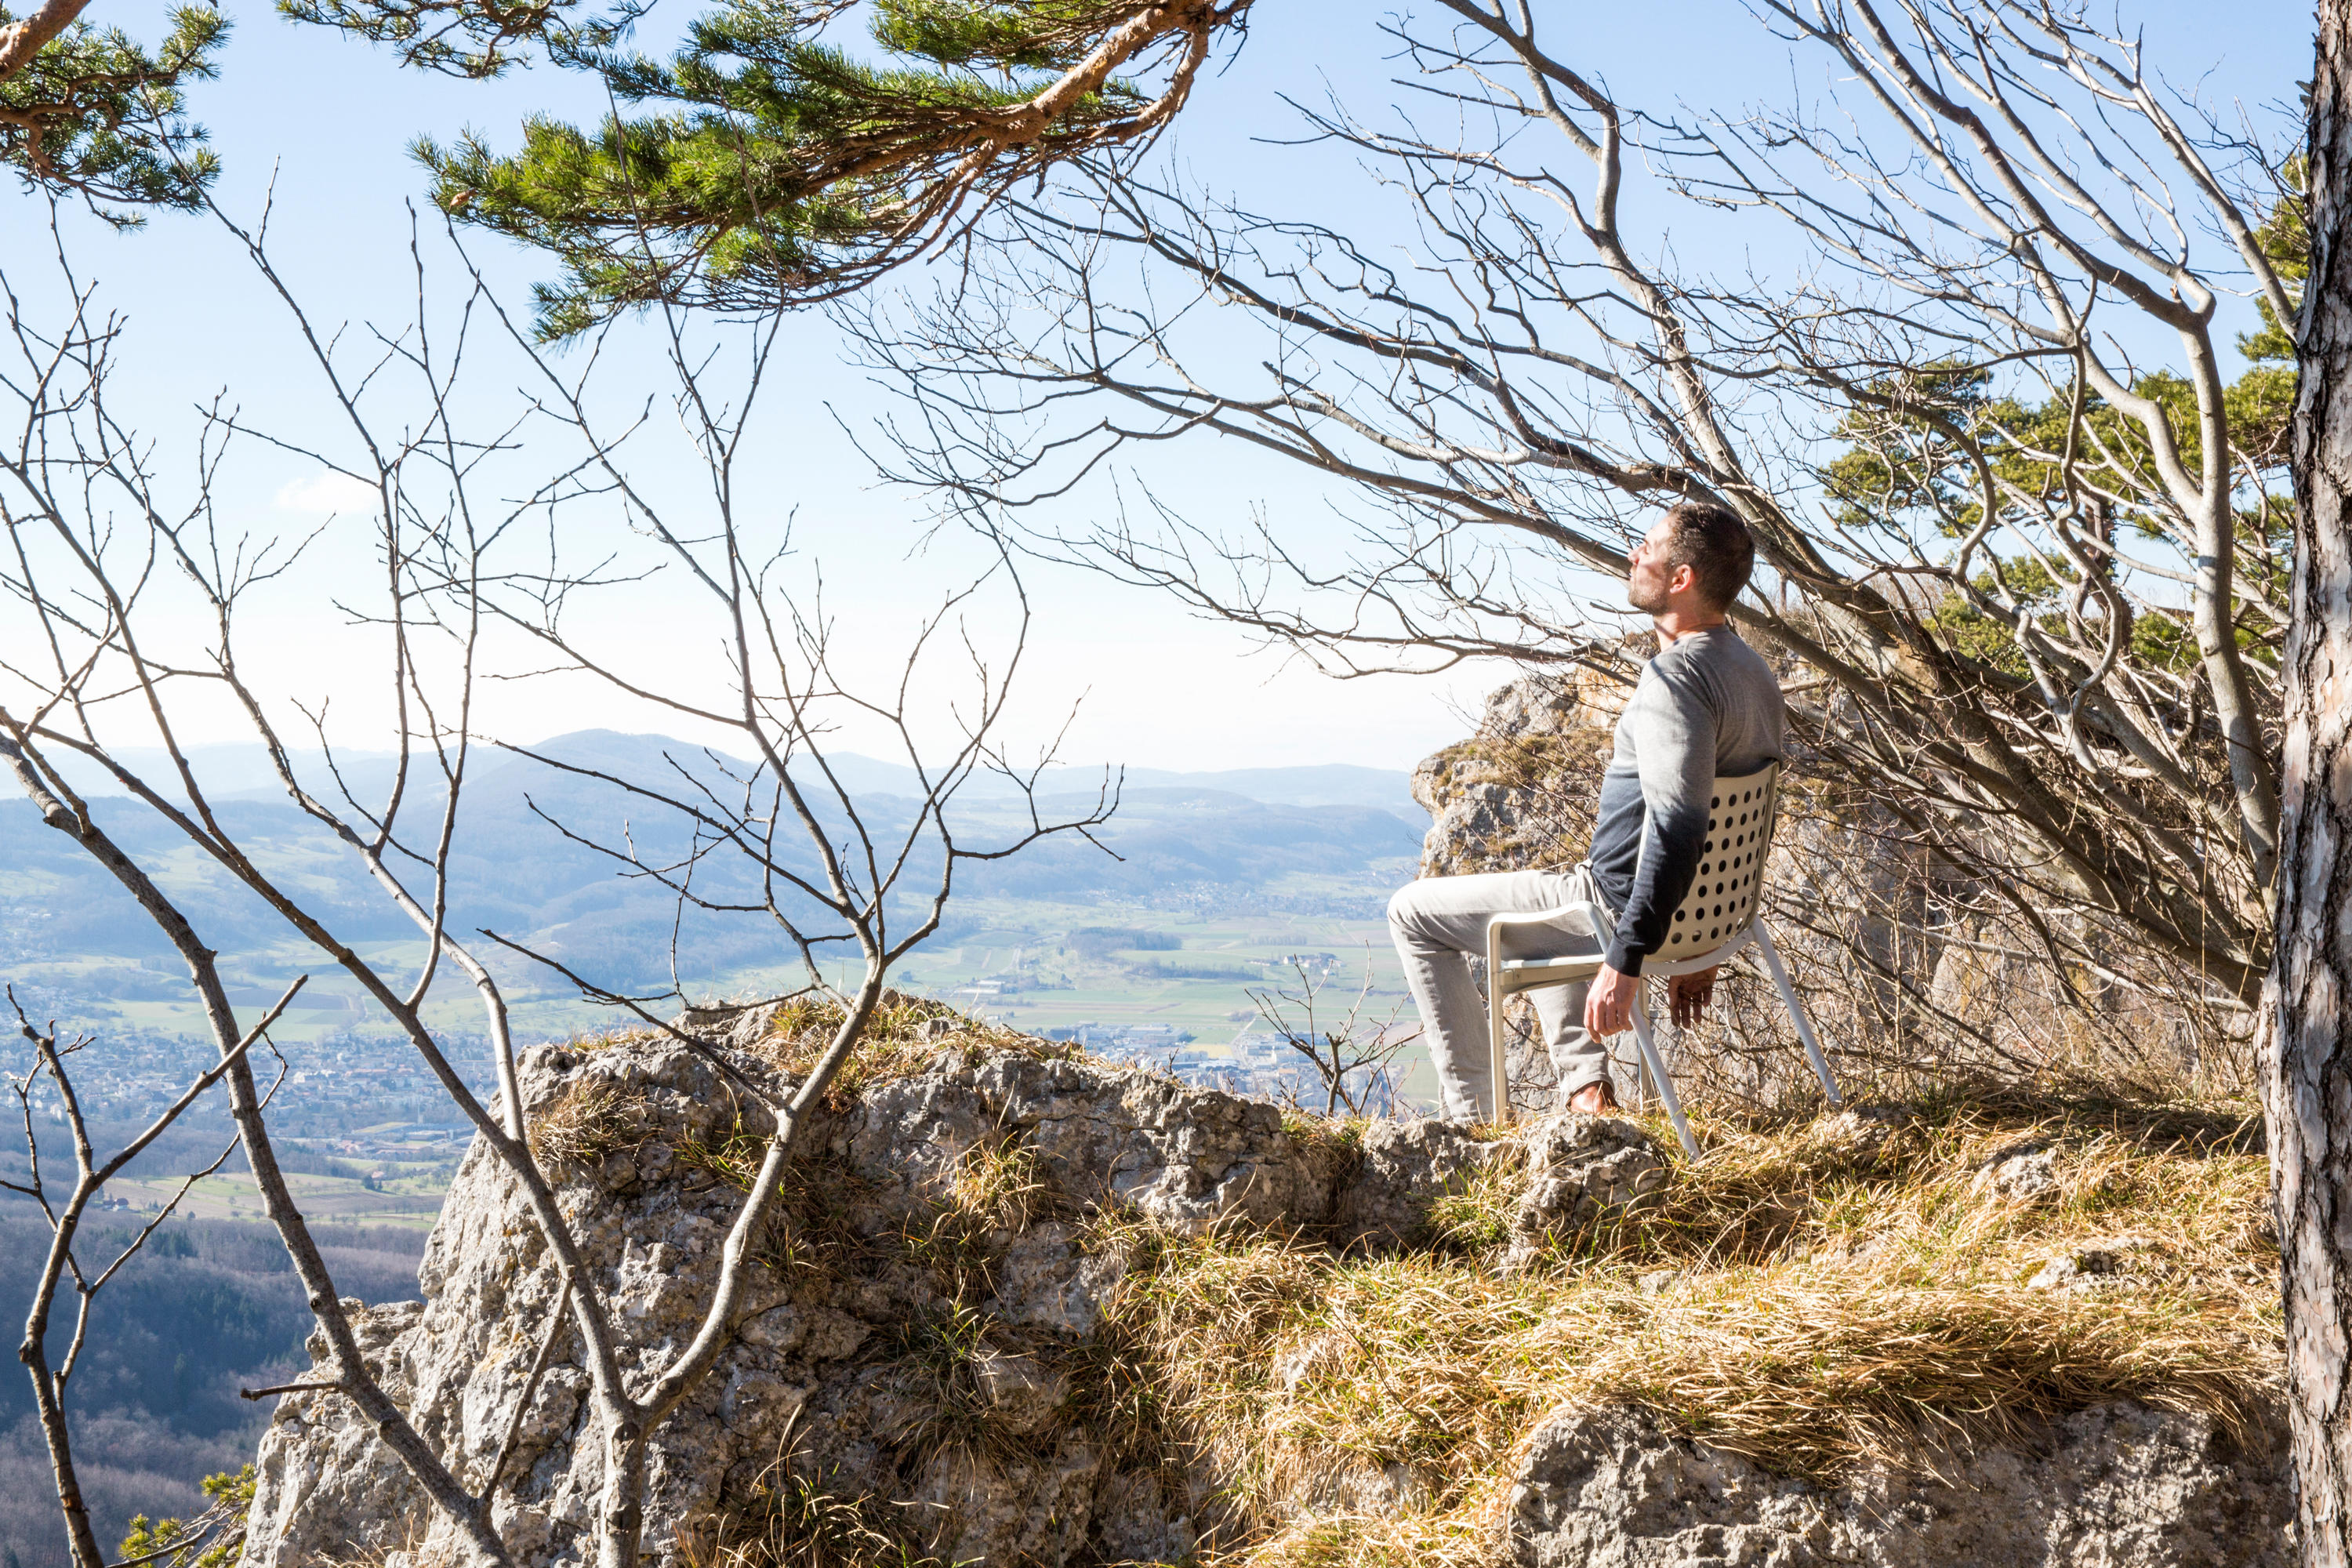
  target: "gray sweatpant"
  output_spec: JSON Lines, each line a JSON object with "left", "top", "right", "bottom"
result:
{"left": 1387, "top": 864, "right": 1617, "bottom": 1123}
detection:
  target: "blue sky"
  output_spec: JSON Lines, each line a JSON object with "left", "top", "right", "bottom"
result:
{"left": 1, "top": 0, "right": 2318, "bottom": 775}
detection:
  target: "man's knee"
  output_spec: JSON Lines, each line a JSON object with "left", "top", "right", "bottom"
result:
{"left": 1387, "top": 879, "right": 1428, "bottom": 935}
{"left": 1388, "top": 877, "right": 1471, "bottom": 954}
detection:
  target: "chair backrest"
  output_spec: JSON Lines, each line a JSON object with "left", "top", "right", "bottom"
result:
{"left": 1655, "top": 761, "right": 1780, "bottom": 961}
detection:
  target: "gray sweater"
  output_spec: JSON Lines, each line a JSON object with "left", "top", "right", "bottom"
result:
{"left": 1588, "top": 626, "right": 1785, "bottom": 975}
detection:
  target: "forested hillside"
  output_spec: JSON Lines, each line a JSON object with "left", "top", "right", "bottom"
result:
{"left": 0, "top": 1217, "right": 424, "bottom": 1568}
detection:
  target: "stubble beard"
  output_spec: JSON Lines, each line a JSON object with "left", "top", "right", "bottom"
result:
{"left": 1625, "top": 572, "right": 1669, "bottom": 616}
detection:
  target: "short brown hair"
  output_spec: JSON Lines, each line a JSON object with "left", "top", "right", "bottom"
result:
{"left": 1660, "top": 502, "right": 1755, "bottom": 612}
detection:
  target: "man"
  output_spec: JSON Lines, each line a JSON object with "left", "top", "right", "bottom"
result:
{"left": 1388, "top": 501, "right": 1786, "bottom": 1122}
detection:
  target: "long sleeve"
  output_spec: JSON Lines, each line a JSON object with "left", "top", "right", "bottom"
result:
{"left": 1601, "top": 668, "right": 1717, "bottom": 975}
{"left": 1584, "top": 626, "right": 1783, "bottom": 976}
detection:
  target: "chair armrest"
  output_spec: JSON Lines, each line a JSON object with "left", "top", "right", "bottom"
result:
{"left": 1487, "top": 902, "right": 1614, "bottom": 964}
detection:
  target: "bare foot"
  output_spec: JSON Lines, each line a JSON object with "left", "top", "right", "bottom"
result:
{"left": 1567, "top": 1080, "right": 1620, "bottom": 1116}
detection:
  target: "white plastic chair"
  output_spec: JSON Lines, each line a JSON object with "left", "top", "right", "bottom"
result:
{"left": 1483, "top": 762, "right": 1840, "bottom": 1159}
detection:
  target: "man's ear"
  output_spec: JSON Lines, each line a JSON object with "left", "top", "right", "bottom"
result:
{"left": 1670, "top": 561, "right": 1697, "bottom": 597}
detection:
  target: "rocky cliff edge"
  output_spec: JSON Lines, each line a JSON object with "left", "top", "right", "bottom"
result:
{"left": 240, "top": 1025, "right": 2290, "bottom": 1567}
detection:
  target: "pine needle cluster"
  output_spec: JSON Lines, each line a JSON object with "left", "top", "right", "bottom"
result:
{"left": 0, "top": 2, "right": 225, "bottom": 224}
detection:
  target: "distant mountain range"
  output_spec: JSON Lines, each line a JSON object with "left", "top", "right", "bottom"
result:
{"left": 5, "top": 732, "right": 1428, "bottom": 1004}
{"left": 46, "top": 736, "right": 1423, "bottom": 818}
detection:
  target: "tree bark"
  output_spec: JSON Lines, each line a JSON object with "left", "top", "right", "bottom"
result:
{"left": 0, "top": 0, "right": 89, "bottom": 84}
{"left": 2275, "top": 5, "right": 2352, "bottom": 1563}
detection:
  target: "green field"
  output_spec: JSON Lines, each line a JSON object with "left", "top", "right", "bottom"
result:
{"left": 9, "top": 838, "right": 1448, "bottom": 1122}
{"left": 110, "top": 1156, "right": 451, "bottom": 1228}
{"left": 477, "top": 892, "right": 1445, "bottom": 1106}
{"left": 884, "top": 895, "right": 1441, "bottom": 1105}
{"left": 89, "top": 888, "right": 1448, "bottom": 1221}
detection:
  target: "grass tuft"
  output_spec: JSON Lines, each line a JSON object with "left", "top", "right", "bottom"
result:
{"left": 526, "top": 1079, "right": 654, "bottom": 1173}
{"left": 677, "top": 1429, "right": 946, "bottom": 1568}
{"left": 670, "top": 1116, "right": 884, "bottom": 1279}
{"left": 1422, "top": 1161, "right": 1520, "bottom": 1255}
{"left": 946, "top": 1138, "right": 1058, "bottom": 1236}
{"left": 748, "top": 991, "right": 1081, "bottom": 1108}
{"left": 880, "top": 1299, "right": 1032, "bottom": 1475}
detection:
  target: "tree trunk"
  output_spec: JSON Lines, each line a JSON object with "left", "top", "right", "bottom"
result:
{"left": 2275, "top": 5, "right": 2352, "bottom": 1564}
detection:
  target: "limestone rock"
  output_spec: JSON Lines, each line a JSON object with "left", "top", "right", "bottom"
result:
{"left": 970, "top": 1345, "right": 1069, "bottom": 1434}
{"left": 671, "top": 1000, "right": 782, "bottom": 1051}
{"left": 239, "top": 1038, "right": 1388, "bottom": 1568}
{"left": 1410, "top": 672, "right": 1613, "bottom": 878}
{"left": 245, "top": 1301, "right": 433, "bottom": 1568}
{"left": 1979, "top": 1141, "right": 2060, "bottom": 1201}
{"left": 1501, "top": 1114, "right": 1668, "bottom": 1272}
{"left": 1813, "top": 1102, "right": 1918, "bottom": 1160}
{"left": 2030, "top": 1236, "right": 2173, "bottom": 1292}
{"left": 1505, "top": 1402, "right": 2291, "bottom": 1567}
{"left": 1332, "top": 1115, "right": 1494, "bottom": 1249}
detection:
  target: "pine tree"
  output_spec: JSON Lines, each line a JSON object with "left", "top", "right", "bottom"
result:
{"left": 403, "top": 0, "right": 1251, "bottom": 336}
{"left": 0, "top": 1, "right": 225, "bottom": 223}
{"left": 4, "top": 0, "right": 1245, "bottom": 279}
{"left": 2275, "top": 5, "right": 2352, "bottom": 1563}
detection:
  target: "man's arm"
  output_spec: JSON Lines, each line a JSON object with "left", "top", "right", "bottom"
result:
{"left": 1602, "top": 666, "right": 1718, "bottom": 978}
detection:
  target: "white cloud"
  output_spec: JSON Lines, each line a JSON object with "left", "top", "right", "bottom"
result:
{"left": 273, "top": 470, "right": 381, "bottom": 517}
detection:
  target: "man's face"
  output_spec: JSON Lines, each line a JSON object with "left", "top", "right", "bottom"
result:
{"left": 1626, "top": 520, "right": 1678, "bottom": 615}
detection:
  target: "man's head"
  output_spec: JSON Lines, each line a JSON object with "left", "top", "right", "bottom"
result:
{"left": 1626, "top": 501, "right": 1755, "bottom": 621}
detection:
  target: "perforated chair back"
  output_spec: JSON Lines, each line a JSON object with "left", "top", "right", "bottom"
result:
{"left": 1656, "top": 763, "right": 1779, "bottom": 964}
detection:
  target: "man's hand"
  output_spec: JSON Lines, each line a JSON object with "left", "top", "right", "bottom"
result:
{"left": 1584, "top": 964, "right": 1639, "bottom": 1036}
{"left": 1668, "top": 966, "right": 1719, "bottom": 1028}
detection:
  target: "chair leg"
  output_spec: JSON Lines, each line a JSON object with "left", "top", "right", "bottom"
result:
{"left": 1628, "top": 995, "right": 1700, "bottom": 1160}
{"left": 1484, "top": 931, "right": 1512, "bottom": 1126}
{"left": 1754, "top": 921, "right": 1842, "bottom": 1108}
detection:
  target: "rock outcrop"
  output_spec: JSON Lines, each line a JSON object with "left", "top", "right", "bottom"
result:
{"left": 240, "top": 1035, "right": 1502, "bottom": 1568}
{"left": 1507, "top": 1402, "right": 2290, "bottom": 1567}
{"left": 240, "top": 1034, "right": 2291, "bottom": 1568}
{"left": 1409, "top": 669, "right": 1614, "bottom": 880}
{"left": 1497, "top": 1113, "right": 1668, "bottom": 1273}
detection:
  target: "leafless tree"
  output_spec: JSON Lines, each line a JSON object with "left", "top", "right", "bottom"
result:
{"left": 1, "top": 190, "right": 1105, "bottom": 1568}
{"left": 422, "top": 211, "right": 1120, "bottom": 1565}
{"left": 851, "top": 0, "right": 2299, "bottom": 1083}
{"left": 3, "top": 985, "right": 293, "bottom": 1567}
{"left": 1244, "top": 946, "right": 1417, "bottom": 1116}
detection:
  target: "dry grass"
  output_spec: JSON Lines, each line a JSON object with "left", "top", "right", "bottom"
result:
{"left": 527, "top": 1078, "right": 656, "bottom": 1173}
{"left": 878, "top": 1298, "right": 1033, "bottom": 1475}
{"left": 748, "top": 991, "right": 1080, "bottom": 1108}
{"left": 946, "top": 1138, "right": 1060, "bottom": 1235}
{"left": 560, "top": 1024, "right": 673, "bottom": 1053}
{"left": 676, "top": 1428, "right": 946, "bottom": 1568}
{"left": 1278, "top": 1110, "right": 1367, "bottom": 1163}
{"left": 895, "top": 1137, "right": 1069, "bottom": 1301}
{"left": 1098, "top": 1086, "right": 2281, "bottom": 1568}
{"left": 670, "top": 1120, "right": 886, "bottom": 1280}
{"left": 540, "top": 1007, "right": 2278, "bottom": 1568}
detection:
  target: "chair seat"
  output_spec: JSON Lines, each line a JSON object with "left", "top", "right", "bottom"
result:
{"left": 1499, "top": 927, "right": 1755, "bottom": 978}
{"left": 1498, "top": 954, "right": 1601, "bottom": 973}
